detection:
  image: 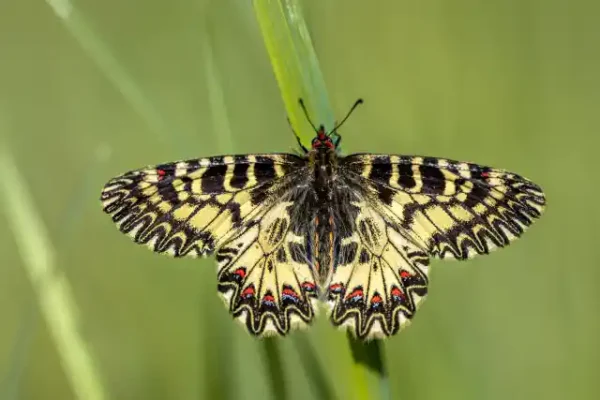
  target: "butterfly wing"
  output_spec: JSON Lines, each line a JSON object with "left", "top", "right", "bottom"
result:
{"left": 326, "top": 154, "right": 545, "bottom": 339}
{"left": 216, "top": 196, "right": 319, "bottom": 336}
{"left": 101, "top": 153, "right": 319, "bottom": 336}
{"left": 341, "top": 154, "right": 546, "bottom": 260}
{"left": 327, "top": 199, "right": 430, "bottom": 340}
{"left": 101, "top": 154, "right": 302, "bottom": 257}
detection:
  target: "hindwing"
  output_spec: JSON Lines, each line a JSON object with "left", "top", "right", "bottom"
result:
{"left": 216, "top": 198, "right": 319, "bottom": 336}
{"left": 327, "top": 201, "right": 430, "bottom": 340}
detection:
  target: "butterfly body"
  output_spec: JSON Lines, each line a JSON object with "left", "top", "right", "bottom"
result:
{"left": 305, "top": 129, "right": 342, "bottom": 286}
{"left": 101, "top": 114, "right": 546, "bottom": 340}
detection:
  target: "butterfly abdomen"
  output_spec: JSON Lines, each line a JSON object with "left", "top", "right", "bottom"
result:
{"left": 313, "top": 209, "right": 336, "bottom": 287}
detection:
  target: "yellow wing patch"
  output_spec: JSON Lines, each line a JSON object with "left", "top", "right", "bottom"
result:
{"left": 342, "top": 154, "right": 546, "bottom": 260}
{"left": 100, "top": 154, "right": 302, "bottom": 257}
{"left": 216, "top": 201, "right": 318, "bottom": 336}
{"left": 327, "top": 201, "right": 430, "bottom": 340}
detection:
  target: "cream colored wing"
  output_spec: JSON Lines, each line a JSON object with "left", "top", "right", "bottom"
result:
{"left": 216, "top": 200, "right": 319, "bottom": 336}
{"left": 341, "top": 154, "right": 546, "bottom": 260}
{"left": 100, "top": 154, "right": 304, "bottom": 257}
{"left": 327, "top": 201, "right": 430, "bottom": 340}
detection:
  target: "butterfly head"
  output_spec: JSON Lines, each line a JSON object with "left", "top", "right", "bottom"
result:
{"left": 296, "top": 98, "right": 363, "bottom": 154}
{"left": 311, "top": 125, "right": 337, "bottom": 150}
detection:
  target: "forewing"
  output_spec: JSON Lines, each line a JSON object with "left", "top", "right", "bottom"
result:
{"left": 327, "top": 201, "right": 430, "bottom": 340}
{"left": 341, "top": 154, "right": 546, "bottom": 260}
{"left": 100, "top": 154, "right": 304, "bottom": 257}
{"left": 216, "top": 197, "right": 319, "bottom": 336}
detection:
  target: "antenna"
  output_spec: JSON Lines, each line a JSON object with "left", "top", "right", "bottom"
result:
{"left": 298, "top": 98, "right": 318, "bottom": 132}
{"left": 287, "top": 117, "right": 309, "bottom": 153}
{"left": 330, "top": 98, "right": 363, "bottom": 133}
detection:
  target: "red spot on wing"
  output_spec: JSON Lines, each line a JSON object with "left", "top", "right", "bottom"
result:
{"left": 400, "top": 270, "right": 411, "bottom": 279}
{"left": 345, "top": 287, "right": 364, "bottom": 301}
{"left": 391, "top": 287, "right": 405, "bottom": 299}
{"left": 371, "top": 294, "right": 383, "bottom": 304}
{"left": 301, "top": 281, "right": 316, "bottom": 292}
{"left": 481, "top": 171, "right": 490, "bottom": 178}
{"left": 263, "top": 294, "right": 275, "bottom": 303}
{"left": 329, "top": 283, "right": 344, "bottom": 293}
{"left": 241, "top": 286, "right": 255, "bottom": 298}
{"left": 234, "top": 268, "right": 246, "bottom": 279}
{"left": 282, "top": 288, "right": 299, "bottom": 298}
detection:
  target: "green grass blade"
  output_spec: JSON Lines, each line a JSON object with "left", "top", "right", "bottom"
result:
{"left": 1, "top": 141, "right": 113, "bottom": 399}
{"left": 0, "top": 141, "right": 108, "bottom": 400}
{"left": 293, "top": 332, "right": 336, "bottom": 400}
{"left": 0, "top": 304, "right": 36, "bottom": 400}
{"left": 203, "top": 34, "right": 234, "bottom": 153}
{"left": 200, "top": 30, "right": 237, "bottom": 400}
{"left": 43, "top": 0, "right": 177, "bottom": 149}
{"left": 253, "top": 0, "right": 334, "bottom": 147}
{"left": 57, "top": 143, "right": 112, "bottom": 249}
{"left": 252, "top": 1, "right": 386, "bottom": 399}
{"left": 262, "top": 339, "right": 288, "bottom": 400}
{"left": 347, "top": 336, "right": 390, "bottom": 400}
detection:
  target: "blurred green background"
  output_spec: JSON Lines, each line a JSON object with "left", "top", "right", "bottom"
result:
{"left": 1, "top": 0, "right": 599, "bottom": 399}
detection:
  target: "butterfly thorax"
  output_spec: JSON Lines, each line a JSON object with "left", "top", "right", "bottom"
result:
{"left": 308, "top": 147, "right": 338, "bottom": 200}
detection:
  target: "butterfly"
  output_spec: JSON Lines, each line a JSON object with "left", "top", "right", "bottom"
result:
{"left": 100, "top": 99, "right": 546, "bottom": 340}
